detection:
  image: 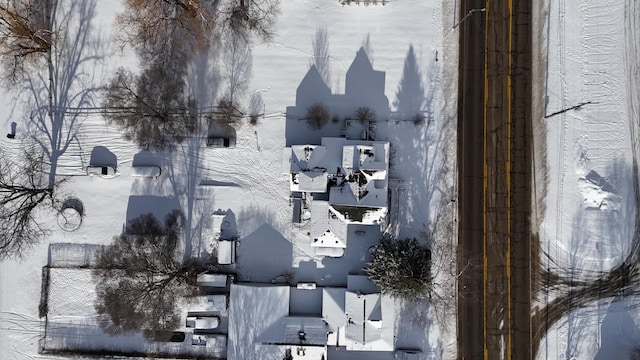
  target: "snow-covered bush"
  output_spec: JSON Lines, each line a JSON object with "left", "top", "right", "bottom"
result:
{"left": 365, "top": 237, "right": 432, "bottom": 301}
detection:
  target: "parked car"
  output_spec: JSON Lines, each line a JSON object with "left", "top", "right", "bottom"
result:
{"left": 206, "top": 136, "right": 235, "bottom": 148}
{"left": 395, "top": 349, "right": 422, "bottom": 360}
{"left": 130, "top": 165, "right": 162, "bottom": 178}
{"left": 186, "top": 316, "right": 220, "bottom": 330}
{"left": 86, "top": 165, "right": 117, "bottom": 176}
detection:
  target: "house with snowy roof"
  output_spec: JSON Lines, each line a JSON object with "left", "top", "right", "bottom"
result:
{"left": 226, "top": 275, "right": 395, "bottom": 360}
{"left": 283, "top": 137, "right": 390, "bottom": 257}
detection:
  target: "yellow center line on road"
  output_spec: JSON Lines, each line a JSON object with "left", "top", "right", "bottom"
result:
{"left": 483, "top": 1, "right": 490, "bottom": 359}
{"left": 506, "top": 0, "right": 513, "bottom": 359}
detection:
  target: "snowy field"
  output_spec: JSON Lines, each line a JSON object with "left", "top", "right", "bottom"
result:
{"left": 0, "top": 0, "right": 458, "bottom": 359}
{"left": 534, "top": 0, "right": 640, "bottom": 358}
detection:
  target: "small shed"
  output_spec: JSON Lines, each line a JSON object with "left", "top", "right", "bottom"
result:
{"left": 217, "top": 240, "right": 236, "bottom": 265}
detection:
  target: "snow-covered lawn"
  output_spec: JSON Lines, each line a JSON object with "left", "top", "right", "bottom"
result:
{"left": 0, "top": 0, "right": 457, "bottom": 359}
{"left": 534, "top": 0, "right": 640, "bottom": 358}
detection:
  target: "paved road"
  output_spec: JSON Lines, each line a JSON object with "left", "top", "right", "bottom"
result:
{"left": 457, "top": 0, "right": 533, "bottom": 358}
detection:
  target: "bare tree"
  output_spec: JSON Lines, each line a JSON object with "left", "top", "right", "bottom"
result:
{"left": 305, "top": 102, "right": 329, "bottom": 130}
{"left": 216, "top": 0, "right": 280, "bottom": 42}
{"left": 0, "top": 0, "right": 52, "bottom": 83}
{"left": 116, "top": 0, "right": 215, "bottom": 62}
{"left": 93, "top": 210, "right": 207, "bottom": 337}
{"left": 102, "top": 65, "right": 198, "bottom": 151}
{"left": 0, "top": 149, "right": 65, "bottom": 260}
{"left": 210, "top": 96, "right": 243, "bottom": 126}
{"left": 354, "top": 106, "right": 375, "bottom": 123}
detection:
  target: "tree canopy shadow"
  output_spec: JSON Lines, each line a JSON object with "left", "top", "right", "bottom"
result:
{"left": 220, "top": 33, "right": 252, "bottom": 104}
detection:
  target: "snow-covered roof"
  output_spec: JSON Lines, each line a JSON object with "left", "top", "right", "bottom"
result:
{"left": 341, "top": 144, "right": 388, "bottom": 172}
{"left": 283, "top": 145, "right": 328, "bottom": 173}
{"left": 217, "top": 239, "right": 235, "bottom": 265}
{"left": 343, "top": 293, "right": 394, "bottom": 351}
{"left": 184, "top": 295, "right": 228, "bottom": 314}
{"left": 310, "top": 200, "right": 348, "bottom": 256}
{"left": 345, "top": 292, "right": 383, "bottom": 345}
{"left": 294, "top": 171, "right": 328, "bottom": 192}
{"left": 283, "top": 145, "right": 330, "bottom": 192}
{"left": 284, "top": 137, "right": 390, "bottom": 228}
{"left": 228, "top": 284, "right": 329, "bottom": 359}
{"left": 321, "top": 276, "right": 394, "bottom": 351}
{"left": 228, "top": 284, "right": 291, "bottom": 360}
{"left": 323, "top": 288, "right": 347, "bottom": 332}
{"left": 196, "top": 273, "right": 229, "bottom": 287}
{"left": 265, "top": 316, "right": 328, "bottom": 346}
{"left": 254, "top": 344, "right": 327, "bottom": 360}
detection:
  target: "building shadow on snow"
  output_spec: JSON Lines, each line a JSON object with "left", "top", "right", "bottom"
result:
{"left": 285, "top": 46, "right": 390, "bottom": 146}
{"left": 235, "top": 223, "right": 293, "bottom": 283}
{"left": 594, "top": 299, "right": 639, "bottom": 360}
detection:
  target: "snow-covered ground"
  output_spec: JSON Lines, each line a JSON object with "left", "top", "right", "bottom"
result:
{"left": 534, "top": 0, "right": 640, "bottom": 358}
{"left": 0, "top": 0, "right": 458, "bottom": 359}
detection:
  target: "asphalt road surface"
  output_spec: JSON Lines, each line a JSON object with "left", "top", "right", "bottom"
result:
{"left": 457, "top": 0, "right": 533, "bottom": 359}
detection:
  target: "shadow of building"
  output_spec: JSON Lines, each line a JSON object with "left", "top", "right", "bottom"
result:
{"left": 286, "top": 47, "right": 390, "bottom": 146}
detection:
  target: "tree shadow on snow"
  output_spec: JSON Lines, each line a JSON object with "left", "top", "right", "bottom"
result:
{"left": 393, "top": 44, "right": 426, "bottom": 121}
{"left": 24, "top": 0, "right": 105, "bottom": 186}
{"left": 383, "top": 51, "right": 452, "bottom": 242}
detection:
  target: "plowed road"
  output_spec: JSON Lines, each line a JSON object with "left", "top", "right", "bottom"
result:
{"left": 456, "top": 0, "right": 533, "bottom": 359}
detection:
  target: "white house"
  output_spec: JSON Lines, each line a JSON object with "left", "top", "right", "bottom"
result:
{"left": 226, "top": 276, "right": 395, "bottom": 360}
{"left": 283, "top": 137, "right": 390, "bottom": 257}
{"left": 322, "top": 275, "right": 395, "bottom": 351}
{"left": 227, "top": 284, "right": 328, "bottom": 360}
